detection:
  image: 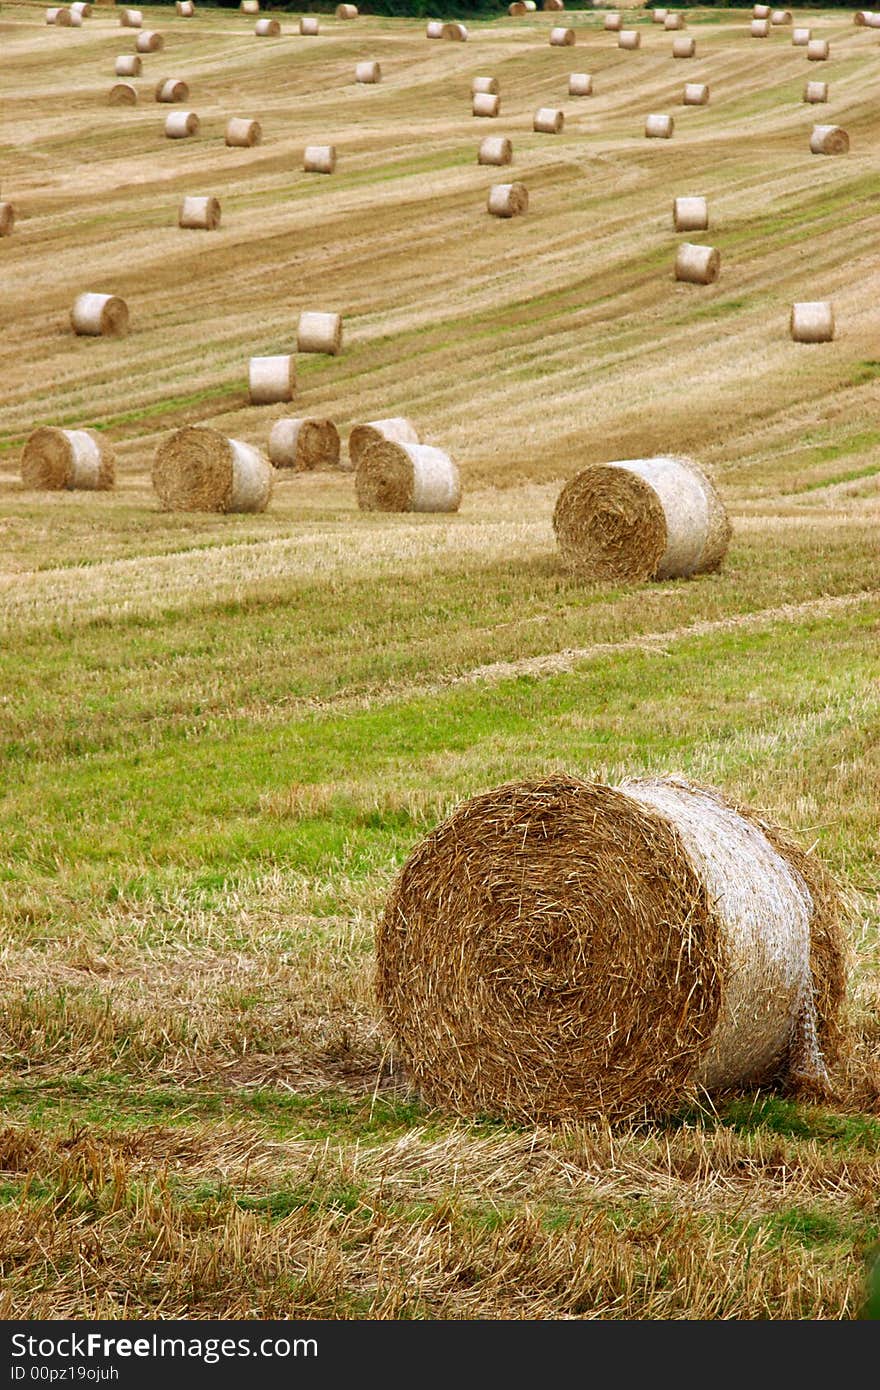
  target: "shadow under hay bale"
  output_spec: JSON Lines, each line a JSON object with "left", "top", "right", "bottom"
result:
{"left": 355, "top": 440, "right": 461, "bottom": 513}
{"left": 376, "top": 774, "right": 847, "bottom": 1124}
{"left": 152, "top": 426, "right": 272, "bottom": 513}
{"left": 21, "top": 427, "right": 115, "bottom": 491}
{"left": 269, "top": 418, "right": 340, "bottom": 471}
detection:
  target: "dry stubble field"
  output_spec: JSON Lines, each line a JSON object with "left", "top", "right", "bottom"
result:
{"left": 1, "top": 0, "right": 879, "bottom": 1319}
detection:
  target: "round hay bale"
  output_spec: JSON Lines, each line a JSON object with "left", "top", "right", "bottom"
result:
{"left": 533, "top": 107, "right": 563, "bottom": 133}
{"left": 156, "top": 78, "right": 189, "bottom": 102}
{"left": 115, "top": 54, "right": 141, "bottom": 76}
{"left": 652, "top": 8, "right": 668, "bottom": 23}
{"left": 152, "top": 427, "right": 273, "bottom": 514}
{"left": 297, "top": 310, "right": 342, "bottom": 355}
{"left": 70, "top": 292, "right": 129, "bottom": 337}
{"left": 473, "top": 92, "right": 500, "bottom": 118}
{"left": 664, "top": 11, "right": 684, "bottom": 28}
{"left": 226, "top": 116, "right": 261, "bottom": 147}
{"left": 804, "top": 80, "right": 828, "bottom": 103}
{"left": 376, "top": 774, "right": 845, "bottom": 1123}
{"left": 863, "top": 10, "right": 880, "bottom": 23}
{"left": 176, "top": 2, "right": 195, "bottom": 16}
{"left": 119, "top": 8, "right": 142, "bottom": 26}
{"left": 248, "top": 354, "right": 296, "bottom": 404}
{"left": 672, "top": 35, "right": 694, "bottom": 57}
{"left": 442, "top": 21, "right": 468, "bottom": 40}
{"left": 21, "top": 428, "right": 115, "bottom": 491}
{"left": 619, "top": 29, "right": 640, "bottom": 48}
{"left": 108, "top": 82, "right": 138, "bottom": 105}
{"left": 751, "top": 18, "right": 769, "bottom": 36}
{"left": 854, "top": 9, "right": 872, "bottom": 23}
{"left": 682, "top": 82, "right": 708, "bottom": 105}
{"left": 675, "top": 241, "right": 719, "bottom": 284}
{"left": 553, "top": 455, "right": 729, "bottom": 582}
{"left": 303, "top": 144, "right": 336, "bottom": 173}
{"left": 255, "top": 18, "right": 280, "bottom": 36}
{"left": 356, "top": 441, "right": 461, "bottom": 513}
{"left": 47, "top": 7, "right": 72, "bottom": 24}
{"left": 336, "top": 3, "right": 358, "bottom": 17}
{"left": 790, "top": 301, "right": 834, "bottom": 343}
{"left": 299, "top": 16, "right": 319, "bottom": 35}
{"left": 792, "top": 26, "right": 811, "bottom": 45}
{"left": 544, "top": 0, "right": 564, "bottom": 10}
{"left": 645, "top": 112, "right": 673, "bottom": 139}
{"left": 165, "top": 110, "right": 199, "bottom": 138}
{"left": 478, "top": 135, "right": 513, "bottom": 166}
{"left": 269, "top": 418, "right": 340, "bottom": 471}
{"left": 71, "top": 2, "right": 92, "bottom": 15}
{"left": 770, "top": 8, "right": 791, "bottom": 22}
{"left": 241, "top": 0, "right": 259, "bottom": 9}
{"left": 807, "top": 38, "right": 829, "bottom": 59}
{"left": 673, "top": 194, "right": 708, "bottom": 232}
{"left": 753, "top": 2, "right": 770, "bottom": 15}
{"left": 508, "top": 2, "right": 527, "bottom": 13}
{"left": 178, "top": 195, "right": 220, "bottom": 230}
{"left": 70, "top": 11, "right": 84, "bottom": 24}
{"left": 604, "top": 11, "right": 621, "bottom": 30}
{"left": 488, "top": 182, "right": 528, "bottom": 218}
{"left": 356, "top": 60, "right": 381, "bottom": 83}
{"left": 0, "top": 203, "right": 15, "bottom": 237}
{"left": 472, "top": 76, "right": 499, "bottom": 95}
{"left": 348, "top": 418, "right": 420, "bottom": 469}
{"left": 550, "top": 26, "right": 575, "bottom": 45}
{"left": 810, "top": 123, "right": 848, "bottom": 154}
{"left": 569, "top": 72, "right": 592, "bottom": 96}
{"left": 426, "top": 19, "right": 443, "bottom": 38}
{"left": 136, "top": 30, "right": 163, "bottom": 52}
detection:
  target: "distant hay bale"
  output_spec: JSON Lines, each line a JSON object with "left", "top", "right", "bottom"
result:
{"left": 426, "top": 19, "right": 443, "bottom": 37}
{"left": 672, "top": 35, "right": 695, "bottom": 56}
{"left": 810, "top": 123, "right": 848, "bottom": 154}
{"left": 47, "top": 7, "right": 72, "bottom": 23}
{"left": 508, "top": 2, "right": 527, "bottom": 12}
{"left": 854, "top": 9, "right": 872, "bottom": 21}
{"left": 178, "top": 195, "right": 220, "bottom": 229}
{"left": 770, "top": 8, "right": 791, "bottom": 22}
{"left": 0, "top": 204, "right": 14, "bottom": 237}
{"left": 673, "top": 194, "right": 708, "bottom": 231}
{"left": 790, "top": 301, "right": 835, "bottom": 343}
{"left": 248, "top": 354, "right": 296, "bottom": 404}
{"left": 71, "top": 2, "right": 92, "bottom": 15}
{"left": 645, "top": 112, "right": 673, "bottom": 138}
{"left": 675, "top": 241, "right": 719, "bottom": 284}
{"left": 303, "top": 144, "right": 336, "bottom": 173}
{"left": 807, "top": 38, "right": 829, "bottom": 59}
{"left": 472, "top": 76, "right": 499, "bottom": 95}
{"left": 356, "top": 441, "right": 461, "bottom": 513}
{"left": 165, "top": 110, "right": 199, "bottom": 138}
{"left": 153, "top": 428, "right": 273, "bottom": 513}
{"left": 255, "top": 18, "right": 280, "bottom": 35}
{"left": 375, "top": 772, "right": 845, "bottom": 1124}
{"left": 544, "top": 0, "right": 564, "bottom": 9}
{"left": 71, "top": 293, "right": 129, "bottom": 337}
{"left": 176, "top": 1, "right": 195, "bottom": 15}
{"left": 792, "top": 26, "right": 810, "bottom": 44}
{"left": 297, "top": 310, "right": 342, "bottom": 355}
{"left": 241, "top": 0, "right": 259, "bottom": 11}
{"left": 299, "top": 16, "right": 319, "bottom": 34}
{"left": 21, "top": 427, "right": 115, "bottom": 492}
{"left": 473, "top": 92, "right": 500, "bottom": 117}
{"left": 618, "top": 29, "right": 640, "bottom": 48}
{"left": 269, "top": 418, "right": 340, "bottom": 471}
{"left": 664, "top": 12, "right": 684, "bottom": 28}
{"left": 652, "top": 8, "right": 668, "bottom": 22}
{"left": 136, "top": 30, "right": 163, "bottom": 51}
{"left": 750, "top": 18, "right": 769, "bottom": 36}
{"left": 69, "top": 10, "right": 83, "bottom": 24}
{"left": 550, "top": 26, "right": 575, "bottom": 44}
{"left": 119, "top": 8, "right": 142, "bottom": 27}
{"left": 348, "top": 418, "right": 420, "bottom": 469}
{"left": 478, "top": 135, "right": 512, "bottom": 165}
{"left": 156, "top": 78, "right": 189, "bottom": 102}
{"left": 569, "top": 72, "right": 592, "bottom": 96}
{"left": 108, "top": 82, "right": 138, "bottom": 105}
{"left": 336, "top": 3, "right": 358, "bottom": 16}
{"left": 442, "top": 21, "right": 468, "bottom": 40}
{"left": 356, "top": 60, "right": 381, "bottom": 83}
{"left": 753, "top": 2, "right": 770, "bottom": 14}
{"left": 115, "top": 54, "right": 141, "bottom": 76}
{"left": 604, "top": 12, "right": 621, "bottom": 30}
{"left": 488, "top": 181, "right": 528, "bottom": 217}
{"left": 533, "top": 107, "right": 563, "bottom": 133}
{"left": 682, "top": 82, "right": 708, "bottom": 105}
{"left": 226, "top": 116, "right": 261, "bottom": 146}
{"left": 553, "top": 455, "right": 729, "bottom": 582}
{"left": 804, "top": 80, "right": 828, "bottom": 103}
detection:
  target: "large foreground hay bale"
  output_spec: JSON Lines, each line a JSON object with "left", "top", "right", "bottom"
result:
{"left": 108, "top": 83, "right": 138, "bottom": 105}
{"left": 152, "top": 427, "right": 272, "bottom": 513}
{"left": 136, "top": 31, "right": 163, "bottom": 52}
{"left": 71, "top": 292, "right": 129, "bottom": 337}
{"left": 534, "top": 107, "right": 563, "bottom": 133}
{"left": 683, "top": 82, "right": 708, "bottom": 104}
{"left": 478, "top": 135, "right": 512, "bottom": 165}
{"left": 299, "top": 16, "right": 319, "bottom": 34}
{"left": 297, "top": 310, "right": 342, "bottom": 354}
{"left": 810, "top": 123, "right": 848, "bottom": 154}
{"left": 645, "top": 112, "right": 673, "bottom": 138}
{"left": 303, "top": 144, "right": 336, "bottom": 173}
{"left": 21, "top": 427, "right": 115, "bottom": 491}
{"left": 269, "top": 418, "right": 340, "bottom": 470}
{"left": 156, "top": 78, "right": 189, "bottom": 102}
{"left": 618, "top": 28, "right": 639, "bottom": 48}
{"left": 255, "top": 18, "right": 280, "bottom": 36}
{"left": 675, "top": 240, "right": 719, "bottom": 283}
{"left": 356, "top": 61, "right": 381, "bottom": 83}
{"left": 376, "top": 774, "right": 846, "bottom": 1123}
{"left": 348, "top": 417, "right": 419, "bottom": 468}
{"left": 0, "top": 204, "right": 15, "bottom": 237}
{"left": 247, "top": 354, "right": 296, "bottom": 404}
{"left": 804, "top": 80, "right": 828, "bottom": 103}
{"left": 790, "top": 301, "right": 834, "bottom": 342}
{"left": 553, "top": 454, "right": 729, "bottom": 582}
{"left": 569, "top": 72, "right": 593, "bottom": 96}
{"left": 226, "top": 117, "right": 261, "bottom": 146}
{"left": 673, "top": 194, "right": 708, "bottom": 231}
{"left": 473, "top": 92, "right": 500, "bottom": 117}
{"left": 807, "top": 38, "right": 829, "bottom": 59}
{"left": 178, "top": 195, "right": 221, "bottom": 229}
{"left": 550, "top": 26, "right": 575, "bottom": 45}
{"left": 115, "top": 55, "right": 141, "bottom": 76}
{"left": 488, "top": 181, "right": 528, "bottom": 217}
{"left": 356, "top": 441, "right": 461, "bottom": 513}
{"left": 165, "top": 110, "right": 199, "bottom": 137}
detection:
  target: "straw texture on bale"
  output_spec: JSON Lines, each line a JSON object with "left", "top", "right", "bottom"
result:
{"left": 336, "top": 3, "right": 358, "bottom": 16}
{"left": 255, "top": 18, "right": 280, "bottom": 36}
{"left": 136, "top": 31, "right": 163, "bottom": 51}
{"left": 664, "top": 12, "right": 684, "bottom": 27}
{"left": 472, "top": 76, "right": 498, "bottom": 95}
{"left": 119, "top": 8, "right": 142, "bottom": 26}
{"left": 21, "top": 427, "right": 116, "bottom": 492}
{"left": 810, "top": 124, "right": 848, "bottom": 154}
{"left": 770, "top": 8, "right": 791, "bottom": 22}
{"left": 672, "top": 35, "right": 695, "bottom": 56}
{"left": 165, "top": 110, "right": 199, "bottom": 137}
{"left": 807, "top": 38, "right": 829, "bottom": 59}
{"left": 115, "top": 54, "right": 141, "bottom": 76}
{"left": 426, "top": 19, "right": 443, "bottom": 37}
{"left": 0, "top": 204, "right": 14, "bottom": 237}
{"left": 675, "top": 241, "right": 719, "bottom": 284}
{"left": 865, "top": 11, "right": 880, "bottom": 22}
{"left": 853, "top": 9, "right": 872, "bottom": 21}
{"left": 176, "top": 1, "right": 195, "bottom": 15}
{"left": 241, "top": 0, "right": 259, "bottom": 10}
{"left": 473, "top": 92, "right": 500, "bottom": 117}
{"left": 376, "top": 773, "right": 845, "bottom": 1123}
{"left": 299, "top": 16, "right": 319, "bottom": 34}
{"left": 269, "top": 418, "right": 340, "bottom": 471}
{"left": 71, "top": 2, "right": 92, "bottom": 15}
{"left": 683, "top": 82, "right": 708, "bottom": 104}
{"left": 478, "top": 135, "right": 512, "bottom": 165}
{"left": 569, "top": 72, "right": 593, "bottom": 96}
{"left": 297, "top": 310, "right": 342, "bottom": 355}
{"left": 226, "top": 117, "right": 261, "bottom": 146}
{"left": 247, "top": 355, "right": 296, "bottom": 405}
{"left": 178, "top": 195, "right": 220, "bottom": 230}
{"left": 348, "top": 418, "right": 420, "bottom": 469}
{"left": 356, "top": 61, "right": 381, "bottom": 83}
{"left": 554, "top": 455, "right": 729, "bottom": 582}
{"left": 152, "top": 427, "right": 272, "bottom": 514}
{"left": 751, "top": 19, "right": 768, "bottom": 36}
{"left": 618, "top": 28, "right": 639, "bottom": 47}
{"left": 303, "top": 144, "right": 335, "bottom": 173}
{"left": 604, "top": 12, "right": 621, "bottom": 30}
{"left": 550, "top": 26, "right": 575, "bottom": 45}
{"left": 645, "top": 112, "right": 673, "bottom": 138}
{"left": 156, "top": 78, "right": 189, "bottom": 102}
{"left": 790, "top": 302, "right": 835, "bottom": 343}
{"left": 442, "top": 21, "right": 468, "bottom": 39}
{"left": 108, "top": 83, "right": 137, "bottom": 105}
{"left": 673, "top": 195, "right": 708, "bottom": 232}
{"left": 69, "top": 12, "right": 83, "bottom": 25}
{"left": 356, "top": 441, "right": 461, "bottom": 513}
{"left": 792, "top": 26, "right": 810, "bottom": 44}
{"left": 47, "top": 8, "right": 72, "bottom": 24}
{"left": 70, "top": 292, "right": 129, "bottom": 337}
{"left": 804, "top": 80, "right": 828, "bottom": 103}
{"left": 488, "top": 182, "right": 528, "bottom": 218}
{"left": 534, "top": 107, "right": 563, "bottom": 133}
{"left": 753, "top": 2, "right": 770, "bottom": 14}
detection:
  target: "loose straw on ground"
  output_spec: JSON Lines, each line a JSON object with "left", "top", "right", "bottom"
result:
{"left": 248, "top": 355, "right": 295, "bottom": 404}
{"left": 356, "top": 441, "right": 461, "bottom": 513}
{"left": 348, "top": 418, "right": 419, "bottom": 469}
{"left": 297, "top": 311, "right": 342, "bottom": 354}
{"left": 791, "top": 302, "right": 834, "bottom": 342}
{"left": 70, "top": 292, "right": 129, "bottom": 336}
{"left": 270, "top": 418, "right": 340, "bottom": 470}
{"left": 178, "top": 195, "right": 220, "bottom": 229}
{"left": 152, "top": 427, "right": 273, "bottom": 513}
{"left": 21, "top": 428, "right": 116, "bottom": 491}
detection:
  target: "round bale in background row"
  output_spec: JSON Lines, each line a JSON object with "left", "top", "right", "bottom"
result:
{"left": 165, "top": 110, "right": 199, "bottom": 137}
{"left": 618, "top": 28, "right": 639, "bottom": 47}
{"left": 473, "top": 92, "right": 500, "bottom": 117}
{"left": 509, "top": 1, "right": 535, "bottom": 12}
{"left": 297, "top": 311, "right": 342, "bottom": 355}
{"left": 255, "top": 18, "right": 280, "bottom": 35}
{"left": 672, "top": 36, "right": 695, "bottom": 56}
{"left": 0, "top": 204, "right": 15, "bottom": 236}
{"left": 804, "top": 80, "right": 828, "bottom": 103}
{"left": 791, "top": 302, "right": 834, "bottom": 342}
{"left": 675, "top": 241, "right": 719, "bottom": 283}
{"left": 226, "top": 117, "right": 261, "bottom": 146}
{"left": 348, "top": 418, "right": 420, "bottom": 469}
{"left": 376, "top": 773, "right": 845, "bottom": 1123}
{"left": 300, "top": 16, "right": 319, "bottom": 34}
{"left": 792, "top": 26, "right": 810, "bottom": 44}
{"left": 534, "top": 107, "right": 563, "bottom": 133}
{"left": 115, "top": 54, "right": 141, "bottom": 75}
{"left": 336, "top": 3, "right": 358, "bottom": 17}
{"left": 248, "top": 355, "right": 296, "bottom": 404}
{"left": 119, "top": 8, "right": 142, "bottom": 26}
{"left": 645, "top": 113, "right": 673, "bottom": 138}
{"left": 807, "top": 38, "right": 829, "bottom": 59}
{"left": 177, "top": 2, "right": 195, "bottom": 15}
{"left": 550, "top": 26, "right": 575, "bottom": 45}
{"left": 136, "top": 30, "right": 163, "bottom": 51}
{"left": 488, "top": 182, "right": 528, "bottom": 217}
{"left": 47, "top": 8, "right": 72, "bottom": 24}
{"left": 356, "top": 61, "right": 381, "bottom": 83}
{"left": 241, "top": 0, "right": 259, "bottom": 11}
{"left": 683, "top": 82, "right": 708, "bottom": 104}
{"left": 478, "top": 135, "right": 512, "bottom": 165}
{"left": 108, "top": 83, "right": 138, "bottom": 105}
{"left": 751, "top": 18, "right": 768, "bottom": 35}
{"left": 71, "top": 2, "right": 92, "bottom": 16}
{"left": 544, "top": 0, "right": 565, "bottom": 11}
{"left": 21, "top": 427, "right": 115, "bottom": 491}
{"left": 356, "top": 441, "right": 461, "bottom": 513}
{"left": 472, "top": 76, "right": 498, "bottom": 95}
{"left": 753, "top": 3, "right": 770, "bottom": 15}
{"left": 770, "top": 8, "right": 792, "bottom": 22}
{"left": 673, "top": 194, "right": 708, "bottom": 231}
{"left": 71, "top": 292, "right": 129, "bottom": 337}
{"left": 178, "top": 195, "right": 220, "bottom": 229}
{"left": 442, "top": 21, "right": 467, "bottom": 39}
{"left": 152, "top": 427, "right": 273, "bottom": 513}
{"left": 426, "top": 19, "right": 443, "bottom": 37}
{"left": 653, "top": 7, "right": 668, "bottom": 22}
{"left": 269, "top": 418, "right": 341, "bottom": 471}
{"left": 303, "top": 144, "right": 335, "bottom": 173}
{"left": 664, "top": 11, "right": 685, "bottom": 27}
{"left": 569, "top": 72, "right": 593, "bottom": 95}
{"left": 156, "top": 78, "right": 189, "bottom": 102}
{"left": 604, "top": 11, "right": 621, "bottom": 29}
{"left": 810, "top": 124, "right": 848, "bottom": 154}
